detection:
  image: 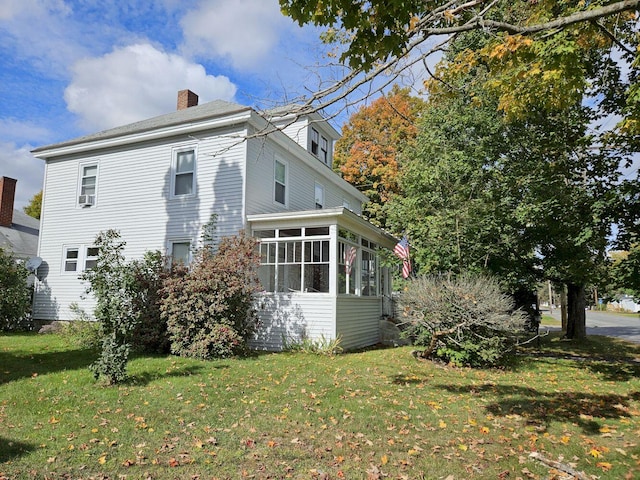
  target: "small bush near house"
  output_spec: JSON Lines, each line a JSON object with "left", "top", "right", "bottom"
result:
{"left": 161, "top": 232, "right": 261, "bottom": 360}
{"left": 398, "top": 272, "right": 527, "bottom": 367}
{"left": 129, "top": 251, "right": 170, "bottom": 354}
{"left": 0, "top": 247, "right": 32, "bottom": 331}
{"left": 80, "top": 230, "right": 138, "bottom": 384}
{"left": 63, "top": 303, "right": 103, "bottom": 350}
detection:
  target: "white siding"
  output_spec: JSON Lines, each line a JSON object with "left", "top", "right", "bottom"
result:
{"left": 245, "top": 137, "right": 363, "bottom": 215}
{"left": 272, "top": 117, "right": 309, "bottom": 150}
{"left": 34, "top": 126, "right": 248, "bottom": 321}
{"left": 251, "top": 293, "right": 336, "bottom": 350}
{"left": 336, "top": 297, "right": 382, "bottom": 349}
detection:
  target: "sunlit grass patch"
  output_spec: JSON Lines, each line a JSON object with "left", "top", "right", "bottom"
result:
{"left": 1, "top": 333, "right": 639, "bottom": 479}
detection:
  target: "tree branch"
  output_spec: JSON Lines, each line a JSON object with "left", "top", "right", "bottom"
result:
{"left": 419, "top": 0, "right": 640, "bottom": 36}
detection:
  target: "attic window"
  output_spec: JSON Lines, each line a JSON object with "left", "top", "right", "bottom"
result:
{"left": 320, "top": 137, "right": 329, "bottom": 164}
{"left": 310, "top": 128, "right": 319, "bottom": 155}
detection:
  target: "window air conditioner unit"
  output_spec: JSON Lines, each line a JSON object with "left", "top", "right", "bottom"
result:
{"left": 78, "top": 194, "right": 95, "bottom": 207}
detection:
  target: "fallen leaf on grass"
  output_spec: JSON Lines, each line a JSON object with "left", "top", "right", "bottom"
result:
{"left": 596, "top": 462, "right": 612, "bottom": 471}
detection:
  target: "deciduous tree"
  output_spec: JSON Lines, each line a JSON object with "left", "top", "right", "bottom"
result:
{"left": 23, "top": 190, "right": 42, "bottom": 220}
{"left": 334, "top": 86, "right": 424, "bottom": 228}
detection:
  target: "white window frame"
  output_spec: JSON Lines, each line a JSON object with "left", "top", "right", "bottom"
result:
{"left": 171, "top": 146, "right": 197, "bottom": 198}
{"left": 168, "top": 240, "right": 192, "bottom": 267}
{"left": 315, "top": 182, "right": 325, "bottom": 209}
{"left": 77, "top": 162, "right": 99, "bottom": 208}
{"left": 310, "top": 128, "right": 319, "bottom": 156}
{"left": 320, "top": 136, "right": 329, "bottom": 165}
{"left": 84, "top": 246, "right": 99, "bottom": 270}
{"left": 274, "top": 157, "right": 288, "bottom": 206}
{"left": 62, "top": 246, "right": 81, "bottom": 274}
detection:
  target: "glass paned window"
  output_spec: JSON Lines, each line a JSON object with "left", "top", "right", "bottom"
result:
{"left": 320, "top": 136, "right": 328, "bottom": 164}
{"left": 306, "top": 226, "right": 329, "bottom": 236}
{"left": 304, "top": 240, "right": 329, "bottom": 293}
{"left": 171, "top": 241, "right": 191, "bottom": 266}
{"left": 84, "top": 247, "right": 99, "bottom": 270}
{"left": 338, "top": 241, "right": 357, "bottom": 295}
{"left": 361, "top": 250, "right": 378, "bottom": 296}
{"left": 81, "top": 165, "right": 97, "bottom": 196}
{"left": 174, "top": 150, "right": 195, "bottom": 196}
{"left": 277, "top": 241, "right": 302, "bottom": 292}
{"left": 64, "top": 248, "right": 79, "bottom": 272}
{"left": 311, "top": 128, "right": 319, "bottom": 155}
{"left": 315, "top": 182, "right": 324, "bottom": 209}
{"left": 258, "top": 242, "right": 277, "bottom": 292}
{"left": 279, "top": 228, "right": 301, "bottom": 237}
{"left": 254, "top": 229, "right": 276, "bottom": 239}
{"left": 339, "top": 228, "right": 357, "bottom": 242}
{"left": 275, "top": 160, "right": 286, "bottom": 205}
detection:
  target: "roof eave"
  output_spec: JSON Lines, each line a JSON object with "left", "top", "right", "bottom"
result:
{"left": 32, "top": 109, "right": 253, "bottom": 159}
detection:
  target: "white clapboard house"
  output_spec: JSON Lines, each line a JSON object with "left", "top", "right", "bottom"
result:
{"left": 31, "top": 90, "right": 396, "bottom": 350}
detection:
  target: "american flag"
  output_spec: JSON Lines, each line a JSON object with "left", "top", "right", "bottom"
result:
{"left": 394, "top": 236, "right": 411, "bottom": 279}
{"left": 344, "top": 245, "right": 357, "bottom": 275}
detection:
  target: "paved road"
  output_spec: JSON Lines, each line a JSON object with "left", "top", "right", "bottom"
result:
{"left": 546, "top": 309, "right": 640, "bottom": 344}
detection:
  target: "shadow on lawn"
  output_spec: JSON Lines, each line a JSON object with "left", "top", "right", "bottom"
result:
{"left": 0, "top": 436, "right": 36, "bottom": 462}
{"left": 433, "top": 382, "right": 640, "bottom": 435}
{"left": 0, "top": 346, "right": 94, "bottom": 385}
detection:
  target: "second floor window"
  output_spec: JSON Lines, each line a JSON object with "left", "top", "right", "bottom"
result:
{"left": 275, "top": 159, "right": 287, "bottom": 205}
{"left": 315, "top": 182, "right": 324, "bottom": 209}
{"left": 173, "top": 149, "right": 196, "bottom": 196}
{"left": 78, "top": 164, "right": 98, "bottom": 206}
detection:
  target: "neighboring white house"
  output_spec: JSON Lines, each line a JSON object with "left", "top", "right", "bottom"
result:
{"left": 31, "top": 90, "right": 396, "bottom": 350}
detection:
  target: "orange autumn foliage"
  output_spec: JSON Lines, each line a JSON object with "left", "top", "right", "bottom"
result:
{"left": 334, "top": 86, "right": 424, "bottom": 229}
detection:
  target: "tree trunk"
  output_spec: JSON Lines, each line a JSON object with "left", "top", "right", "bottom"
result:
{"left": 565, "top": 283, "right": 586, "bottom": 339}
{"left": 560, "top": 286, "right": 567, "bottom": 332}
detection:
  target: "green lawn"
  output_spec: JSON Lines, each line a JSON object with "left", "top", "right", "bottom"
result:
{"left": 1, "top": 333, "right": 639, "bottom": 479}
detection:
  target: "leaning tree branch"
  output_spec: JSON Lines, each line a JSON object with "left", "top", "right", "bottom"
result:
{"left": 592, "top": 19, "right": 637, "bottom": 55}
{"left": 418, "top": 0, "right": 640, "bottom": 36}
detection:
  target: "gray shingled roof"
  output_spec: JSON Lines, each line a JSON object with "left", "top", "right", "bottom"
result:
{"left": 32, "top": 99, "right": 251, "bottom": 153}
{"left": 0, "top": 210, "right": 40, "bottom": 260}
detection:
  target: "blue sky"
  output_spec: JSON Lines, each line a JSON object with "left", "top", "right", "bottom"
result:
{"left": 0, "top": 0, "right": 345, "bottom": 209}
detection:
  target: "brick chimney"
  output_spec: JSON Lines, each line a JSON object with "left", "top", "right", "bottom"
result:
{"left": 177, "top": 89, "right": 199, "bottom": 110}
{"left": 0, "top": 176, "right": 17, "bottom": 227}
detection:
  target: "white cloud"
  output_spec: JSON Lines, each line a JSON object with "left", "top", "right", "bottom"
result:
{"left": 0, "top": 119, "right": 51, "bottom": 144}
{"left": 0, "top": 0, "right": 70, "bottom": 21}
{"left": 0, "top": 0, "right": 84, "bottom": 77}
{"left": 64, "top": 43, "right": 237, "bottom": 131}
{"left": 0, "top": 142, "right": 45, "bottom": 209}
{"left": 180, "top": 0, "right": 290, "bottom": 71}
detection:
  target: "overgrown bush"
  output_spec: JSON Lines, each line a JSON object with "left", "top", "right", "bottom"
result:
{"left": 398, "top": 273, "right": 527, "bottom": 367}
{"left": 129, "top": 251, "right": 169, "bottom": 354}
{"left": 0, "top": 247, "right": 32, "bottom": 331}
{"left": 161, "top": 232, "right": 261, "bottom": 360}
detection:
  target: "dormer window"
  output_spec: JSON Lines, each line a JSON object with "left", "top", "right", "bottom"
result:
{"left": 320, "top": 137, "right": 329, "bottom": 165}
{"left": 311, "top": 128, "right": 319, "bottom": 156}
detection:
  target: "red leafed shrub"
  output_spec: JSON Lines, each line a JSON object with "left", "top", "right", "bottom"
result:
{"left": 160, "top": 232, "right": 261, "bottom": 359}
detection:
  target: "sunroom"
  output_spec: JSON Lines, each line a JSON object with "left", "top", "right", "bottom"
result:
{"left": 247, "top": 207, "right": 397, "bottom": 351}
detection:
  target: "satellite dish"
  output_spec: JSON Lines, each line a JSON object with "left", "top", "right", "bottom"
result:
{"left": 25, "top": 256, "right": 42, "bottom": 272}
